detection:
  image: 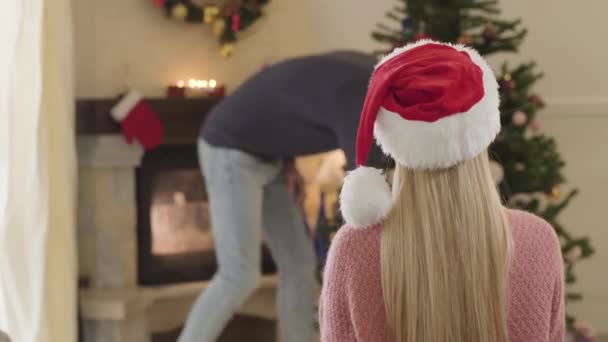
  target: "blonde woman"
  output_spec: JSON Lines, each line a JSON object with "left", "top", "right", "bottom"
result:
{"left": 319, "top": 41, "right": 565, "bottom": 342}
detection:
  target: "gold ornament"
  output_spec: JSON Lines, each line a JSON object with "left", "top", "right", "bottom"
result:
{"left": 503, "top": 73, "right": 512, "bottom": 81}
{"left": 456, "top": 34, "right": 473, "bottom": 45}
{"left": 220, "top": 43, "right": 235, "bottom": 58}
{"left": 172, "top": 3, "right": 188, "bottom": 21}
{"left": 212, "top": 18, "right": 226, "bottom": 37}
{"left": 550, "top": 187, "right": 561, "bottom": 200}
{"left": 204, "top": 6, "right": 220, "bottom": 24}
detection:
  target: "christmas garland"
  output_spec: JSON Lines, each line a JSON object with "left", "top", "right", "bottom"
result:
{"left": 153, "top": 0, "right": 269, "bottom": 57}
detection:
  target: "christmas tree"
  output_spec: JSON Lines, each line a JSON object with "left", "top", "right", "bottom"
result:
{"left": 316, "top": 0, "right": 595, "bottom": 339}
{"left": 371, "top": 0, "right": 595, "bottom": 338}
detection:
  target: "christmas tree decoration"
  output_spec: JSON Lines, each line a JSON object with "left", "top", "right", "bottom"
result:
{"left": 401, "top": 17, "right": 413, "bottom": 31}
{"left": 110, "top": 89, "right": 164, "bottom": 150}
{"left": 566, "top": 246, "right": 583, "bottom": 263}
{"left": 212, "top": 18, "right": 226, "bottom": 37}
{"left": 482, "top": 24, "right": 498, "bottom": 41}
{"left": 220, "top": 43, "right": 235, "bottom": 57}
{"left": 362, "top": 0, "right": 595, "bottom": 336}
{"left": 512, "top": 110, "right": 528, "bottom": 126}
{"left": 231, "top": 13, "right": 241, "bottom": 32}
{"left": 530, "top": 94, "right": 545, "bottom": 107}
{"left": 530, "top": 119, "right": 542, "bottom": 133}
{"left": 171, "top": 3, "right": 188, "bottom": 21}
{"left": 154, "top": 0, "right": 269, "bottom": 55}
{"left": 204, "top": 5, "right": 220, "bottom": 24}
{"left": 551, "top": 186, "right": 561, "bottom": 200}
{"left": 500, "top": 74, "right": 516, "bottom": 91}
{"left": 574, "top": 320, "right": 594, "bottom": 341}
{"left": 456, "top": 34, "right": 474, "bottom": 46}
{"left": 413, "top": 33, "right": 432, "bottom": 42}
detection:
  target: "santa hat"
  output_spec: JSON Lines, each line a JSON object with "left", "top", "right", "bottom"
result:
{"left": 340, "top": 40, "right": 500, "bottom": 229}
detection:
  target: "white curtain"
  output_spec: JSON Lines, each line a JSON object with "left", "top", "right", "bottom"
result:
{"left": 0, "top": 0, "right": 77, "bottom": 341}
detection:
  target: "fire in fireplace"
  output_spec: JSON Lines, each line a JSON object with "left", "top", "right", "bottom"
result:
{"left": 137, "top": 144, "right": 276, "bottom": 285}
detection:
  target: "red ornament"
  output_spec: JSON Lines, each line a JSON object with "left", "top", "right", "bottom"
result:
{"left": 482, "top": 24, "right": 498, "bottom": 41}
{"left": 413, "top": 33, "right": 432, "bottom": 42}
{"left": 456, "top": 34, "right": 474, "bottom": 46}
{"left": 500, "top": 79, "right": 515, "bottom": 91}
{"left": 530, "top": 94, "right": 545, "bottom": 107}
{"left": 530, "top": 119, "right": 541, "bottom": 132}
{"left": 231, "top": 13, "right": 240, "bottom": 32}
{"left": 154, "top": 0, "right": 166, "bottom": 7}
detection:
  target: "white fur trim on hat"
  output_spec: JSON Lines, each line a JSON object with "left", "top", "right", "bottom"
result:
{"left": 374, "top": 41, "right": 500, "bottom": 169}
{"left": 339, "top": 166, "right": 392, "bottom": 229}
{"left": 111, "top": 90, "right": 144, "bottom": 122}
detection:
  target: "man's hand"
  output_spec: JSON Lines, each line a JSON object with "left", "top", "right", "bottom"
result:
{"left": 284, "top": 159, "right": 306, "bottom": 206}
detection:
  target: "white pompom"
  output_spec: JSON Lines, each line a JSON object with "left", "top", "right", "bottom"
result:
{"left": 489, "top": 160, "right": 504, "bottom": 185}
{"left": 339, "top": 167, "right": 392, "bottom": 229}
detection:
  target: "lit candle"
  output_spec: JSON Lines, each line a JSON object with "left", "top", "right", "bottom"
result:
{"left": 196, "top": 79, "right": 208, "bottom": 90}
{"left": 177, "top": 80, "right": 185, "bottom": 88}
{"left": 209, "top": 79, "right": 217, "bottom": 89}
{"left": 188, "top": 78, "right": 197, "bottom": 88}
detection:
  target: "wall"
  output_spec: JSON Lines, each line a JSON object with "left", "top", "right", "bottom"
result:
{"left": 73, "top": 0, "right": 317, "bottom": 98}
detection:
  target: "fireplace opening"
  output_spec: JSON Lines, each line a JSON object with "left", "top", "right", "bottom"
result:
{"left": 137, "top": 144, "right": 277, "bottom": 285}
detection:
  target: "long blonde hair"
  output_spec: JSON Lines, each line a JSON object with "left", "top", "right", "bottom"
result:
{"left": 380, "top": 151, "right": 512, "bottom": 342}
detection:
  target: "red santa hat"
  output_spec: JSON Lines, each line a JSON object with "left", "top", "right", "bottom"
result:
{"left": 340, "top": 40, "right": 500, "bottom": 228}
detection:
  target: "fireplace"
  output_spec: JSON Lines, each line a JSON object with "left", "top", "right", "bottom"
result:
{"left": 136, "top": 144, "right": 276, "bottom": 285}
{"left": 76, "top": 98, "right": 281, "bottom": 342}
{"left": 76, "top": 97, "right": 277, "bottom": 286}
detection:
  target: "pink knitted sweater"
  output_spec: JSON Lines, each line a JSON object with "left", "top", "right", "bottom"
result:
{"left": 319, "top": 209, "right": 565, "bottom": 341}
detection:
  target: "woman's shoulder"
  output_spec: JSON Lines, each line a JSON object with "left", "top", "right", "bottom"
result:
{"left": 506, "top": 208, "right": 558, "bottom": 241}
{"left": 326, "top": 224, "right": 382, "bottom": 272}
{"left": 331, "top": 224, "right": 382, "bottom": 253}
{"left": 505, "top": 208, "right": 562, "bottom": 267}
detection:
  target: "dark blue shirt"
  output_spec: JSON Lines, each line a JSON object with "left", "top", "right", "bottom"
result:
{"left": 202, "top": 51, "right": 381, "bottom": 170}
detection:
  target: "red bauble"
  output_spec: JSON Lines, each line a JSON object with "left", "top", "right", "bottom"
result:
{"left": 154, "top": 0, "right": 166, "bottom": 7}
{"left": 500, "top": 79, "right": 515, "bottom": 91}
{"left": 231, "top": 13, "right": 240, "bottom": 32}
{"left": 483, "top": 24, "right": 498, "bottom": 41}
{"left": 530, "top": 119, "right": 541, "bottom": 132}
{"left": 413, "top": 33, "right": 432, "bottom": 42}
{"left": 530, "top": 94, "right": 545, "bottom": 107}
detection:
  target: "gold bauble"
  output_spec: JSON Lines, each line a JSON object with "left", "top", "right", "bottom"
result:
{"left": 212, "top": 18, "right": 226, "bottom": 37}
{"left": 172, "top": 3, "right": 188, "bottom": 21}
{"left": 220, "top": 43, "right": 235, "bottom": 58}
{"left": 456, "top": 34, "right": 473, "bottom": 45}
{"left": 204, "top": 6, "right": 220, "bottom": 24}
{"left": 550, "top": 187, "right": 561, "bottom": 200}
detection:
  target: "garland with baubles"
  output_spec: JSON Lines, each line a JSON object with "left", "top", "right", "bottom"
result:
{"left": 153, "top": 0, "right": 269, "bottom": 57}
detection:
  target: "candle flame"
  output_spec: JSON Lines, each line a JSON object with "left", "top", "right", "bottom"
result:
{"left": 209, "top": 79, "right": 217, "bottom": 88}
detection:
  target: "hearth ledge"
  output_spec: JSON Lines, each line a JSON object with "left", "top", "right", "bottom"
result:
{"left": 80, "top": 275, "right": 278, "bottom": 336}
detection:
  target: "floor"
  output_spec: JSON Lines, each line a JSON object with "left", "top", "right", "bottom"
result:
{"left": 152, "top": 315, "right": 277, "bottom": 342}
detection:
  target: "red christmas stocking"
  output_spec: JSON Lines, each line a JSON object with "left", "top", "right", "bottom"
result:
{"left": 110, "top": 90, "right": 164, "bottom": 150}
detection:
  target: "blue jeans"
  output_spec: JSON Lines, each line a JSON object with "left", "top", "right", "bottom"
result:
{"left": 178, "top": 140, "right": 316, "bottom": 342}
